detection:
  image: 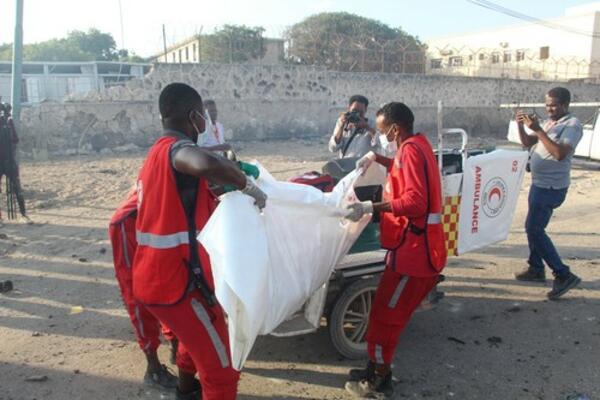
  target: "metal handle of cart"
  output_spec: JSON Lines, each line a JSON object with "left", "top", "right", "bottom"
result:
{"left": 437, "top": 101, "right": 469, "bottom": 175}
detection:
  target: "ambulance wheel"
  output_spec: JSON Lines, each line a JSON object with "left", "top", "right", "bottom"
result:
{"left": 328, "top": 276, "right": 379, "bottom": 360}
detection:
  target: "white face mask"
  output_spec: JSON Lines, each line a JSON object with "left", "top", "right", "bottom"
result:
{"left": 191, "top": 110, "right": 208, "bottom": 144}
{"left": 380, "top": 126, "right": 398, "bottom": 154}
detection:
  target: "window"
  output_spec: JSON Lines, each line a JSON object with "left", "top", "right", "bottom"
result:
{"left": 478, "top": 53, "right": 485, "bottom": 61}
{"left": 540, "top": 46, "right": 550, "bottom": 60}
{"left": 503, "top": 51, "right": 512, "bottom": 63}
{"left": 430, "top": 59, "right": 443, "bottom": 69}
{"left": 185, "top": 46, "right": 189, "bottom": 61}
{"left": 492, "top": 53, "right": 500, "bottom": 64}
{"left": 193, "top": 43, "right": 197, "bottom": 61}
{"left": 516, "top": 50, "right": 525, "bottom": 62}
{"left": 449, "top": 56, "right": 463, "bottom": 67}
{"left": 178, "top": 49, "right": 183, "bottom": 63}
{"left": 172, "top": 53, "right": 176, "bottom": 62}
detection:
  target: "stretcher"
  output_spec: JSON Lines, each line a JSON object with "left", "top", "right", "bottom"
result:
{"left": 271, "top": 102, "right": 513, "bottom": 359}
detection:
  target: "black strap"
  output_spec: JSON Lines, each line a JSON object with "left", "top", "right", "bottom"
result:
{"left": 341, "top": 126, "right": 361, "bottom": 157}
{"left": 169, "top": 142, "right": 217, "bottom": 307}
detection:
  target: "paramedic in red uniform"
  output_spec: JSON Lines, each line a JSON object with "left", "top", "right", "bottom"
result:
{"left": 109, "top": 190, "right": 180, "bottom": 389}
{"left": 133, "top": 83, "right": 267, "bottom": 400}
{"left": 344, "top": 102, "right": 447, "bottom": 398}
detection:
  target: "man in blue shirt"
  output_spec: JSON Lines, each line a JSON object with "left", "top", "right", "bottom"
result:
{"left": 515, "top": 87, "right": 582, "bottom": 300}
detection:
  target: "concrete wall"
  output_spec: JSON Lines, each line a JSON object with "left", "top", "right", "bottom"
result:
{"left": 18, "top": 63, "right": 600, "bottom": 158}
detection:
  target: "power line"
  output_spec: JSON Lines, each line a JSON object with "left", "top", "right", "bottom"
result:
{"left": 466, "top": 0, "right": 600, "bottom": 39}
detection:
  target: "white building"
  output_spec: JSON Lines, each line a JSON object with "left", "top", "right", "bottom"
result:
{"left": 426, "top": 3, "right": 600, "bottom": 81}
{"left": 0, "top": 61, "right": 151, "bottom": 104}
{"left": 154, "top": 35, "right": 285, "bottom": 65}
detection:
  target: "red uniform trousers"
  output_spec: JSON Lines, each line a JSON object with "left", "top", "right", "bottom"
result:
{"left": 147, "top": 290, "right": 240, "bottom": 400}
{"left": 366, "top": 256, "right": 439, "bottom": 365}
{"left": 109, "top": 218, "right": 176, "bottom": 353}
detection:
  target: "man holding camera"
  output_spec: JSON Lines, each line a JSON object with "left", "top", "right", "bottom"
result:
{"left": 329, "top": 95, "right": 382, "bottom": 159}
{"left": 515, "top": 87, "right": 582, "bottom": 300}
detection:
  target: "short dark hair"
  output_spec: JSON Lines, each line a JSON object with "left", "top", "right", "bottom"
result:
{"left": 547, "top": 87, "right": 571, "bottom": 105}
{"left": 158, "top": 83, "right": 202, "bottom": 120}
{"left": 376, "top": 102, "right": 414, "bottom": 132}
{"left": 349, "top": 95, "right": 369, "bottom": 108}
{"left": 204, "top": 99, "right": 216, "bottom": 107}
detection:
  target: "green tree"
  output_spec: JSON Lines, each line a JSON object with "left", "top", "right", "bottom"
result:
{"left": 201, "top": 25, "right": 266, "bottom": 63}
{"left": 285, "top": 12, "right": 425, "bottom": 72}
{"left": 0, "top": 29, "right": 140, "bottom": 62}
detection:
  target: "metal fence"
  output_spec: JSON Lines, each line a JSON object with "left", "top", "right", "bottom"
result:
{"left": 284, "top": 34, "right": 426, "bottom": 74}
{"left": 426, "top": 46, "right": 600, "bottom": 82}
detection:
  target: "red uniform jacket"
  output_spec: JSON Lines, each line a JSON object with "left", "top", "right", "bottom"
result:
{"left": 380, "top": 133, "right": 447, "bottom": 277}
{"left": 133, "top": 136, "right": 217, "bottom": 306}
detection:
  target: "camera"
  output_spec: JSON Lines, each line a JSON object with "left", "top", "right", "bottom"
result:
{"left": 344, "top": 110, "right": 361, "bottom": 124}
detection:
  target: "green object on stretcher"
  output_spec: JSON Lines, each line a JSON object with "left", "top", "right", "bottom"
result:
{"left": 348, "top": 222, "right": 381, "bottom": 254}
{"left": 238, "top": 161, "right": 260, "bottom": 180}
{"left": 222, "top": 161, "right": 260, "bottom": 193}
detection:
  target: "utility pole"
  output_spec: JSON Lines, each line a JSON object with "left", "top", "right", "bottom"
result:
{"left": 162, "top": 24, "right": 168, "bottom": 62}
{"left": 11, "top": 0, "right": 24, "bottom": 128}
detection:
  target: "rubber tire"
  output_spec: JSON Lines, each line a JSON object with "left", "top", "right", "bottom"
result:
{"left": 328, "top": 276, "right": 380, "bottom": 360}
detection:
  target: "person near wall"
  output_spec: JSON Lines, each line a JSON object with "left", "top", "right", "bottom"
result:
{"left": 109, "top": 190, "right": 180, "bottom": 389}
{"left": 199, "top": 99, "right": 232, "bottom": 153}
{"left": 343, "top": 102, "right": 447, "bottom": 398}
{"left": 329, "top": 95, "right": 386, "bottom": 159}
{"left": 132, "top": 83, "right": 267, "bottom": 400}
{"left": 0, "top": 103, "right": 28, "bottom": 222}
{"left": 514, "top": 87, "right": 582, "bottom": 300}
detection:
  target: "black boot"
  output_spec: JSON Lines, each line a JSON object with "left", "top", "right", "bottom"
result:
{"left": 348, "top": 360, "right": 375, "bottom": 382}
{"left": 176, "top": 378, "right": 202, "bottom": 400}
{"left": 548, "top": 272, "right": 581, "bottom": 300}
{"left": 143, "top": 364, "right": 178, "bottom": 389}
{"left": 515, "top": 267, "right": 546, "bottom": 282}
{"left": 345, "top": 371, "right": 394, "bottom": 399}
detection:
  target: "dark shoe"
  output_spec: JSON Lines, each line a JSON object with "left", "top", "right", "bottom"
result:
{"left": 143, "top": 364, "right": 178, "bottom": 389}
{"left": 176, "top": 379, "right": 202, "bottom": 400}
{"left": 169, "top": 339, "right": 179, "bottom": 365}
{"left": 0, "top": 280, "right": 13, "bottom": 293}
{"left": 548, "top": 272, "right": 581, "bottom": 300}
{"left": 348, "top": 360, "right": 375, "bottom": 382}
{"left": 515, "top": 268, "right": 546, "bottom": 283}
{"left": 345, "top": 371, "right": 394, "bottom": 399}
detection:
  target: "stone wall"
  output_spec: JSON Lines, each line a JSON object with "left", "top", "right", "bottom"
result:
{"left": 19, "top": 63, "right": 600, "bottom": 157}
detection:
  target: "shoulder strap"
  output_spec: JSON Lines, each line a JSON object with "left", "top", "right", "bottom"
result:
{"left": 341, "top": 128, "right": 361, "bottom": 157}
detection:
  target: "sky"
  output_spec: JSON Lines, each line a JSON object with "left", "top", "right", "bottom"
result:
{"left": 0, "top": 0, "right": 597, "bottom": 58}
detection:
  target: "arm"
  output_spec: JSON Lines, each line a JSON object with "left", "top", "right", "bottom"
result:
{"left": 329, "top": 113, "right": 348, "bottom": 151}
{"left": 173, "top": 145, "right": 246, "bottom": 189}
{"left": 200, "top": 143, "right": 232, "bottom": 152}
{"left": 372, "top": 145, "right": 427, "bottom": 217}
{"left": 523, "top": 115, "right": 573, "bottom": 161}
{"left": 515, "top": 111, "right": 537, "bottom": 148}
{"left": 374, "top": 152, "right": 393, "bottom": 169}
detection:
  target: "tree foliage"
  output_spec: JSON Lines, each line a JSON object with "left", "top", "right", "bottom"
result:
{"left": 0, "top": 29, "right": 145, "bottom": 62}
{"left": 285, "top": 12, "right": 425, "bottom": 72}
{"left": 200, "top": 25, "right": 266, "bottom": 63}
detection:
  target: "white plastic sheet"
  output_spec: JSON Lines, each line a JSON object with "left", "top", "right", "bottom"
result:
{"left": 198, "top": 162, "right": 370, "bottom": 370}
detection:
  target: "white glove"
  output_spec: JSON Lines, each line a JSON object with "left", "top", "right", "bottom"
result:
{"left": 356, "top": 151, "right": 376, "bottom": 175}
{"left": 345, "top": 201, "right": 374, "bottom": 222}
{"left": 242, "top": 177, "right": 268, "bottom": 210}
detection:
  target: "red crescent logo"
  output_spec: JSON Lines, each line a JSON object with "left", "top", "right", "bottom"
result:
{"left": 488, "top": 187, "right": 502, "bottom": 202}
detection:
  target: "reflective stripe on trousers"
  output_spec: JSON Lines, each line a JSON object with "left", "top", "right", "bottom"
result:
{"left": 388, "top": 276, "right": 409, "bottom": 308}
{"left": 190, "top": 298, "right": 230, "bottom": 369}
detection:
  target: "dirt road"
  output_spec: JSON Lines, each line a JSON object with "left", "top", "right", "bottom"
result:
{"left": 1, "top": 140, "right": 599, "bottom": 400}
